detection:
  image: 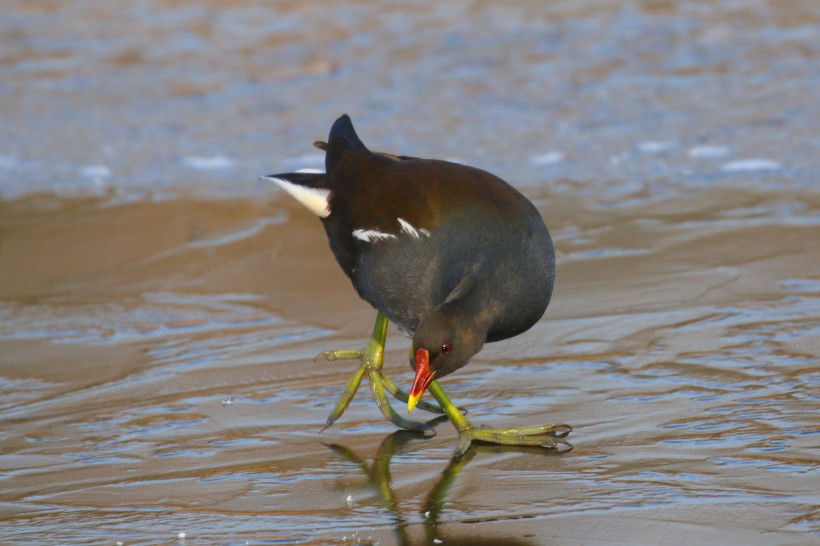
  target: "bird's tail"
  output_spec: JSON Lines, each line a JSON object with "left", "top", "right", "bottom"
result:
{"left": 262, "top": 171, "right": 331, "bottom": 218}
{"left": 325, "top": 114, "right": 365, "bottom": 175}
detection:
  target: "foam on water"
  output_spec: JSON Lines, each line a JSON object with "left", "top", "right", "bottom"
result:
{"left": 720, "top": 158, "right": 782, "bottom": 173}
{"left": 180, "top": 155, "right": 235, "bottom": 170}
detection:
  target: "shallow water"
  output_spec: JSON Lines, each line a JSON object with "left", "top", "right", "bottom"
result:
{"left": 1, "top": 1, "right": 819, "bottom": 545}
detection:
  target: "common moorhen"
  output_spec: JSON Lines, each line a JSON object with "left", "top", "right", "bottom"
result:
{"left": 265, "top": 115, "right": 570, "bottom": 456}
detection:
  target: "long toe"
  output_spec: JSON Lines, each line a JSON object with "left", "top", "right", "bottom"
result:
{"left": 315, "top": 349, "right": 363, "bottom": 362}
{"left": 368, "top": 368, "right": 435, "bottom": 432}
{"left": 453, "top": 423, "right": 573, "bottom": 458}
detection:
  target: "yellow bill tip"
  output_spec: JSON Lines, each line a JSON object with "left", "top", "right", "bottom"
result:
{"left": 407, "top": 391, "right": 422, "bottom": 413}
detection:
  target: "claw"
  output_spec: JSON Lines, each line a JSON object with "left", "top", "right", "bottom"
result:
{"left": 553, "top": 424, "right": 572, "bottom": 437}
{"left": 320, "top": 416, "right": 337, "bottom": 433}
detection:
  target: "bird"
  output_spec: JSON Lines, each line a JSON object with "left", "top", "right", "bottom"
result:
{"left": 264, "top": 115, "right": 570, "bottom": 457}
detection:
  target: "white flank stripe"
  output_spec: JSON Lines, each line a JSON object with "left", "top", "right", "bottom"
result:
{"left": 397, "top": 218, "right": 430, "bottom": 238}
{"left": 264, "top": 176, "right": 331, "bottom": 218}
{"left": 352, "top": 229, "right": 397, "bottom": 243}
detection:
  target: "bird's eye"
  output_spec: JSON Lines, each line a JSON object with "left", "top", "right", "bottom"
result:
{"left": 440, "top": 343, "right": 452, "bottom": 354}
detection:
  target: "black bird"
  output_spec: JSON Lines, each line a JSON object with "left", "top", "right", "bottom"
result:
{"left": 265, "top": 115, "right": 570, "bottom": 456}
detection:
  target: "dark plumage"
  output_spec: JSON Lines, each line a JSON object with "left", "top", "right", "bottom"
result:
{"left": 270, "top": 115, "right": 554, "bottom": 380}
{"left": 265, "top": 115, "right": 567, "bottom": 455}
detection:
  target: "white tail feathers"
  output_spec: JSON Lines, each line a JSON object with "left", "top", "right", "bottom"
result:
{"left": 265, "top": 175, "right": 331, "bottom": 218}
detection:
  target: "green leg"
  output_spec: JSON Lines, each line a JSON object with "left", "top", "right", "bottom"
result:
{"left": 316, "top": 312, "right": 433, "bottom": 432}
{"left": 427, "top": 380, "right": 571, "bottom": 458}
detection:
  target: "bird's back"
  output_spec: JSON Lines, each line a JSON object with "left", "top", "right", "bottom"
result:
{"left": 323, "top": 151, "right": 555, "bottom": 340}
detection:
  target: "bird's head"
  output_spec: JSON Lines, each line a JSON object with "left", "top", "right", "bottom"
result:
{"left": 407, "top": 303, "right": 487, "bottom": 412}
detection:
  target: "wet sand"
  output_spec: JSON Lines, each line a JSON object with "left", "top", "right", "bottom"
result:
{"left": 2, "top": 185, "right": 818, "bottom": 544}
{"left": 1, "top": 1, "right": 819, "bottom": 545}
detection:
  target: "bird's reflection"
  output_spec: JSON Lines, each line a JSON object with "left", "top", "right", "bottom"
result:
{"left": 325, "top": 423, "right": 570, "bottom": 546}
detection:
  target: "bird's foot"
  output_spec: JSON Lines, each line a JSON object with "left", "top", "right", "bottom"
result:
{"left": 315, "top": 349, "right": 444, "bottom": 420}
{"left": 316, "top": 348, "right": 435, "bottom": 432}
{"left": 424, "top": 381, "right": 571, "bottom": 458}
{"left": 314, "top": 314, "right": 443, "bottom": 432}
{"left": 453, "top": 423, "right": 572, "bottom": 458}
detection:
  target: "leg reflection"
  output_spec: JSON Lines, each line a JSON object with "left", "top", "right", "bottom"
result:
{"left": 325, "top": 428, "right": 568, "bottom": 545}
